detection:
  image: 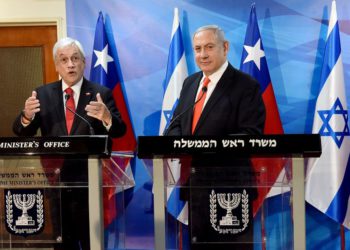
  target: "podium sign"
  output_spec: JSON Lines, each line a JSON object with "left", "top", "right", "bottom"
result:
{"left": 138, "top": 134, "right": 321, "bottom": 158}
{"left": 0, "top": 135, "right": 110, "bottom": 156}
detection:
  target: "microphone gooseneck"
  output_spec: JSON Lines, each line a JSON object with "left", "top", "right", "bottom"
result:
{"left": 163, "top": 86, "right": 207, "bottom": 136}
{"left": 65, "top": 94, "right": 95, "bottom": 135}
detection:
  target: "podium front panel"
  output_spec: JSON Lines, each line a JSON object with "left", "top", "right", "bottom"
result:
{"left": 0, "top": 156, "right": 63, "bottom": 245}
{"left": 0, "top": 153, "right": 134, "bottom": 249}
{"left": 163, "top": 156, "right": 293, "bottom": 249}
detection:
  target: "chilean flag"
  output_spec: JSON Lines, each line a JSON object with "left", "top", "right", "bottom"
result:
{"left": 90, "top": 12, "right": 137, "bottom": 227}
{"left": 90, "top": 12, "right": 136, "bottom": 153}
{"left": 240, "top": 5, "right": 286, "bottom": 216}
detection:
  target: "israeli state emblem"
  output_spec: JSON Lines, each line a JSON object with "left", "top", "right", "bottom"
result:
{"left": 5, "top": 189, "right": 44, "bottom": 236}
{"left": 209, "top": 189, "right": 249, "bottom": 234}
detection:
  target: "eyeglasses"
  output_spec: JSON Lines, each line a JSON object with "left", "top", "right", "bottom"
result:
{"left": 57, "top": 55, "right": 82, "bottom": 65}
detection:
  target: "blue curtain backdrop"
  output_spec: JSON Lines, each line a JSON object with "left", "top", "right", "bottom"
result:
{"left": 66, "top": 0, "right": 350, "bottom": 249}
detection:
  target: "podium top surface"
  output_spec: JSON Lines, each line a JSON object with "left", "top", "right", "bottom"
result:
{"left": 137, "top": 134, "right": 321, "bottom": 158}
{"left": 0, "top": 135, "right": 111, "bottom": 156}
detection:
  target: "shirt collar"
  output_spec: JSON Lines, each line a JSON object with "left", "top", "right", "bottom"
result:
{"left": 62, "top": 77, "right": 83, "bottom": 93}
{"left": 204, "top": 60, "right": 228, "bottom": 84}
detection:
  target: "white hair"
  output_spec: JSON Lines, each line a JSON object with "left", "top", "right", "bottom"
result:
{"left": 53, "top": 37, "right": 85, "bottom": 60}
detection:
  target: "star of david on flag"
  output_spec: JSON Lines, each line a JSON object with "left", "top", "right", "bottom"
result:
{"left": 318, "top": 98, "right": 349, "bottom": 148}
{"left": 306, "top": 0, "right": 350, "bottom": 228}
{"left": 240, "top": 4, "right": 286, "bottom": 217}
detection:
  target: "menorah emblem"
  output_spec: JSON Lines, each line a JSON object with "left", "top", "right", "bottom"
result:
{"left": 210, "top": 189, "right": 249, "bottom": 234}
{"left": 217, "top": 193, "right": 241, "bottom": 226}
{"left": 13, "top": 194, "right": 36, "bottom": 226}
{"left": 5, "top": 189, "right": 45, "bottom": 236}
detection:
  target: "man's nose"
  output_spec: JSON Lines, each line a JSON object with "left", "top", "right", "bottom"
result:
{"left": 67, "top": 59, "right": 76, "bottom": 67}
{"left": 199, "top": 48, "right": 208, "bottom": 58}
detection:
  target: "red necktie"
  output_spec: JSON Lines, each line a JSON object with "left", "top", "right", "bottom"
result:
{"left": 65, "top": 87, "right": 75, "bottom": 134}
{"left": 192, "top": 77, "right": 210, "bottom": 134}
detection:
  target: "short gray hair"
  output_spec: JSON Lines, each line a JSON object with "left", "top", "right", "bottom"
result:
{"left": 193, "top": 25, "right": 226, "bottom": 43}
{"left": 53, "top": 37, "right": 85, "bottom": 60}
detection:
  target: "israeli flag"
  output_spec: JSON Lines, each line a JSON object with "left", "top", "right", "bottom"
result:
{"left": 305, "top": 0, "right": 350, "bottom": 228}
{"left": 159, "top": 8, "right": 189, "bottom": 224}
{"left": 159, "top": 7, "right": 188, "bottom": 135}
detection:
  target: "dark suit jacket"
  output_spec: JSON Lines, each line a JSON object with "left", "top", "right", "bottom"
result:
{"left": 167, "top": 63, "right": 265, "bottom": 136}
{"left": 13, "top": 78, "right": 126, "bottom": 137}
{"left": 167, "top": 63, "right": 265, "bottom": 202}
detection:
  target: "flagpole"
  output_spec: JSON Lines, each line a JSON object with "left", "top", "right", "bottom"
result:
{"left": 261, "top": 206, "right": 266, "bottom": 250}
{"left": 340, "top": 225, "right": 345, "bottom": 250}
{"left": 178, "top": 221, "right": 183, "bottom": 250}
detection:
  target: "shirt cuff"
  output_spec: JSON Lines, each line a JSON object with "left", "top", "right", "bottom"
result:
{"left": 103, "top": 119, "right": 112, "bottom": 131}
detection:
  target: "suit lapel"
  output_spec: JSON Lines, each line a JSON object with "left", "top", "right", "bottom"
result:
{"left": 70, "top": 79, "right": 94, "bottom": 135}
{"left": 193, "top": 65, "right": 235, "bottom": 134}
{"left": 51, "top": 81, "right": 67, "bottom": 135}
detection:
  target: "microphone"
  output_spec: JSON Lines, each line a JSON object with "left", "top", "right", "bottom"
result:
{"left": 65, "top": 94, "right": 95, "bottom": 135}
{"left": 163, "top": 86, "right": 207, "bottom": 136}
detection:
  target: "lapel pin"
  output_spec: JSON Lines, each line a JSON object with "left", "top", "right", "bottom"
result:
{"left": 85, "top": 92, "right": 91, "bottom": 96}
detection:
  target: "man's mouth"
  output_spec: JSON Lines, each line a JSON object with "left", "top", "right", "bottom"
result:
{"left": 201, "top": 61, "right": 210, "bottom": 65}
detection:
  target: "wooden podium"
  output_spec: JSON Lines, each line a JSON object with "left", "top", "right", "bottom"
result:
{"left": 138, "top": 134, "right": 321, "bottom": 250}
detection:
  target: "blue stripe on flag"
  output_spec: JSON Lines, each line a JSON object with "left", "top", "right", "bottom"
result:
{"left": 167, "top": 187, "right": 185, "bottom": 217}
{"left": 164, "top": 27, "right": 185, "bottom": 90}
{"left": 326, "top": 155, "right": 350, "bottom": 223}
{"left": 319, "top": 22, "right": 341, "bottom": 89}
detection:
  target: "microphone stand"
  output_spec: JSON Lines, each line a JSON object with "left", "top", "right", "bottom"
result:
{"left": 163, "top": 86, "right": 208, "bottom": 136}
{"left": 65, "top": 94, "right": 95, "bottom": 135}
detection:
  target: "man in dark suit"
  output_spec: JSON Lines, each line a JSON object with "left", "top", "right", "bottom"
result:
{"left": 13, "top": 37, "right": 126, "bottom": 250}
{"left": 166, "top": 25, "right": 265, "bottom": 249}
{"left": 13, "top": 38, "right": 125, "bottom": 137}
{"left": 167, "top": 25, "right": 264, "bottom": 136}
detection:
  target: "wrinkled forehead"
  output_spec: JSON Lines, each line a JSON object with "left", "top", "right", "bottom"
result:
{"left": 193, "top": 30, "right": 220, "bottom": 46}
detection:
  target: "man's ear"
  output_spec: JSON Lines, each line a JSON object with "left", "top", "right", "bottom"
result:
{"left": 223, "top": 41, "right": 229, "bottom": 55}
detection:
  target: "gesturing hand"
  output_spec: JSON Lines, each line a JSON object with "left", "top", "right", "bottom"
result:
{"left": 22, "top": 91, "right": 40, "bottom": 123}
{"left": 85, "top": 93, "right": 112, "bottom": 125}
